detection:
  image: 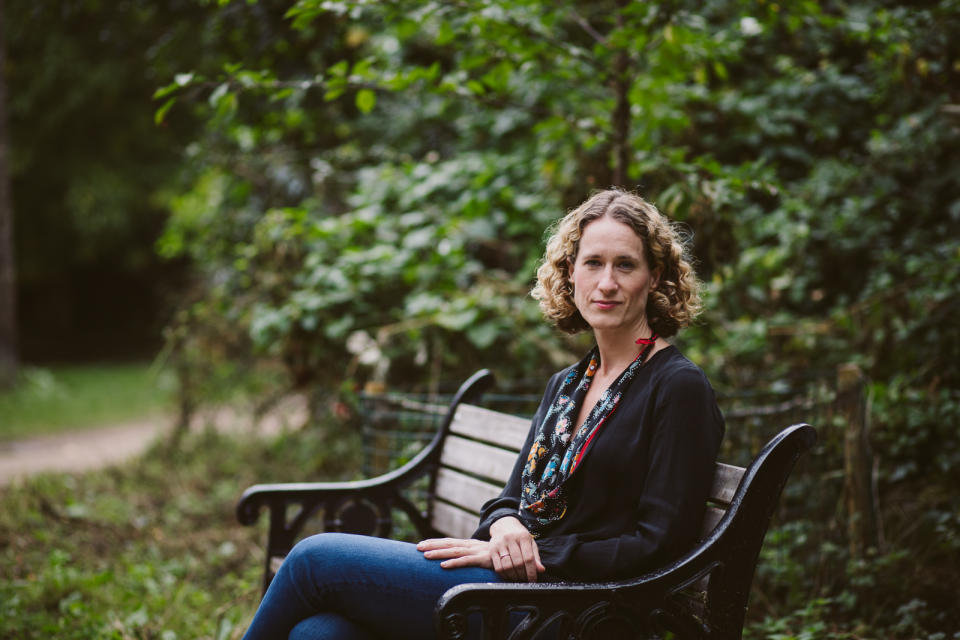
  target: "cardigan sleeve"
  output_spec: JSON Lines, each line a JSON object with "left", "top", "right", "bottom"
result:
{"left": 533, "top": 366, "right": 724, "bottom": 581}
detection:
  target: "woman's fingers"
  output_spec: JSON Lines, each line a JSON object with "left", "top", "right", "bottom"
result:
{"left": 422, "top": 546, "right": 472, "bottom": 559}
{"left": 532, "top": 539, "right": 545, "bottom": 573}
{"left": 418, "top": 538, "right": 495, "bottom": 569}
{"left": 491, "top": 542, "right": 545, "bottom": 582}
{"left": 419, "top": 539, "right": 484, "bottom": 558}
{"left": 496, "top": 546, "right": 519, "bottom": 581}
{"left": 491, "top": 544, "right": 511, "bottom": 580}
{"left": 416, "top": 537, "right": 466, "bottom": 551}
{"left": 495, "top": 543, "right": 528, "bottom": 582}
{"left": 440, "top": 552, "right": 490, "bottom": 570}
{"left": 519, "top": 538, "right": 545, "bottom": 582}
{"left": 496, "top": 540, "right": 545, "bottom": 582}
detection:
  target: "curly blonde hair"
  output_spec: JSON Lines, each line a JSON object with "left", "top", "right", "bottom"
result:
{"left": 531, "top": 189, "right": 701, "bottom": 337}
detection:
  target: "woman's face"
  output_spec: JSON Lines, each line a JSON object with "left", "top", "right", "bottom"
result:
{"left": 569, "top": 215, "right": 659, "bottom": 337}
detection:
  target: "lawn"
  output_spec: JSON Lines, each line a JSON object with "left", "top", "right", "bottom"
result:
{"left": 0, "top": 421, "right": 364, "bottom": 639}
{"left": 0, "top": 363, "right": 175, "bottom": 441}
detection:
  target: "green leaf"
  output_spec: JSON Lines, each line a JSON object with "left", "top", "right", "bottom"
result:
{"left": 208, "top": 83, "right": 230, "bottom": 108}
{"left": 437, "top": 309, "right": 478, "bottom": 331}
{"left": 355, "top": 89, "right": 376, "bottom": 114}
{"left": 152, "top": 82, "right": 180, "bottom": 100}
{"left": 466, "top": 80, "right": 486, "bottom": 95}
{"left": 466, "top": 322, "right": 499, "bottom": 349}
{"left": 154, "top": 98, "right": 176, "bottom": 125}
{"left": 324, "top": 86, "right": 345, "bottom": 101}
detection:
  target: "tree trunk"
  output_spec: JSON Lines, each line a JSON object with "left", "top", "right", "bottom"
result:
{"left": 0, "top": 0, "right": 19, "bottom": 388}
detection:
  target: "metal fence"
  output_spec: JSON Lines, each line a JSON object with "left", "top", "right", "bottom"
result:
{"left": 357, "top": 376, "right": 842, "bottom": 476}
{"left": 357, "top": 391, "right": 543, "bottom": 476}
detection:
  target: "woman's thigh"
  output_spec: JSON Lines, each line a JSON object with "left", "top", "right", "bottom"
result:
{"left": 282, "top": 533, "right": 503, "bottom": 639}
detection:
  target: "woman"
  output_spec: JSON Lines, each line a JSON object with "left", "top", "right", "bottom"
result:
{"left": 242, "top": 189, "right": 724, "bottom": 639}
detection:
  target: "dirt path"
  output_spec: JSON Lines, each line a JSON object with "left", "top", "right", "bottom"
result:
{"left": 0, "top": 395, "right": 308, "bottom": 487}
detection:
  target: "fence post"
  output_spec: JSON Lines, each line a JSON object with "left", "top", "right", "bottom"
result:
{"left": 838, "top": 363, "right": 878, "bottom": 558}
{"left": 363, "top": 381, "right": 390, "bottom": 475}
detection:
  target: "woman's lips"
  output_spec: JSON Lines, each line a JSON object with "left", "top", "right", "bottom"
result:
{"left": 593, "top": 301, "right": 621, "bottom": 310}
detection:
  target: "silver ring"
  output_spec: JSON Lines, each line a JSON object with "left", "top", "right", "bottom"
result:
{"left": 499, "top": 552, "right": 510, "bottom": 558}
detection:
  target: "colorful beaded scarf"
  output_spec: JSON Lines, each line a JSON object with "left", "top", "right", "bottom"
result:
{"left": 518, "top": 335, "right": 658, "bottom": 535}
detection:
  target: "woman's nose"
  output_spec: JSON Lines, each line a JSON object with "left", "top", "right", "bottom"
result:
{"left": 598, "top": 267, "right": 618, "bottom": 291}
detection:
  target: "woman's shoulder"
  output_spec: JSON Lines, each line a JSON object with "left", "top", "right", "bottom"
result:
{"left": 647, "top": 345, "right": 716, "bottom": 395}
{"left": 646, "top": 346, "right": 725, "bottom": 435}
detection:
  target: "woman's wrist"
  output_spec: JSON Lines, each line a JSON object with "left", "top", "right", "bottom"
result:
{"left": 489, "top": 515, "right": 526, "bottom": 536}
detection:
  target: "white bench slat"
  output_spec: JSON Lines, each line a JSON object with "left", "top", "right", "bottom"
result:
{"left": 450, "top": 404, "right": 531, "bottom": 451}
{"left": 434, "top": 468, "right": 503, "bottom": 515}
{"left": 432, "top": 500, "right": 481, "bottom": 539}
{"left": 439, "top": 435, "right": 518, "bottom": 485}
{"left": 710, "top": 463, "right": 745, "bottom": 506}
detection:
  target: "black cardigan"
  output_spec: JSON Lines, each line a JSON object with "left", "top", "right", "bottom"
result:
{"left": 472, "top": 345, "right": 725, "bottom": 582}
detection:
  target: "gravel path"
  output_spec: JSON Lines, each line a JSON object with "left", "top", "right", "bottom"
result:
{"left": 0, "top": 417, "right": 170, "bottom": 486}
{"left": 0, "top": 395, "right": 308, "bottom": 487}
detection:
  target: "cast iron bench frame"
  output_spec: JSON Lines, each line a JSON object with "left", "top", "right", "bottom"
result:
{"left": 237, "top": 369, "right": 816, "bottom": 639}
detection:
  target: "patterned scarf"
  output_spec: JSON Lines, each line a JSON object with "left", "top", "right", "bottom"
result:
{"left": 518, "top": 335, "right": 658, "bottom": 535}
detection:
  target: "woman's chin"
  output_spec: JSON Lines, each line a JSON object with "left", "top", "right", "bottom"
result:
{"left": 586, "top": 318, "right": 627, "bottom": 333}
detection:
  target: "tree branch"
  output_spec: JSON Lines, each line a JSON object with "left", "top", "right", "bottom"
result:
{"left": 569, "top": 9, "right": 607, "bottom": 45}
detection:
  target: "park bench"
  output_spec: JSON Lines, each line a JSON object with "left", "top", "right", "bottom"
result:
{"left": 237, "top": 369, "right": 816, "bottom": 639}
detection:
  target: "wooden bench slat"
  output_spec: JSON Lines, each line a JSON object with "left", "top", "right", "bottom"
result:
{"left": 701, "top": 505, "right": 726, "bottom": 538}
{"left": 450, "top": 404, "right": 530, "bottom": 451}
{"left": 434, "top": 468, "right": 503, "bottom": 515}
{"left": 432, "top": 501, "right": 481, "bottom": 539}
{"left": 439, "top": 435, "right": 519, "bottom": 485}
{"left": 709, "top": 463, "right": 745, "bottom": 506}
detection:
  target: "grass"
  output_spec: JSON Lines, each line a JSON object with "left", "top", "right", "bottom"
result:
{"left": 0, "top": 420, "right": 364, "bottom": 640}
{"left": 0, "top": 362, "right": 175, "bottom": 441}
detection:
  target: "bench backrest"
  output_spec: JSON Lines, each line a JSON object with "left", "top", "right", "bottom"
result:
{"left": 430, "top": 403, "right": 745, "bottom": 540}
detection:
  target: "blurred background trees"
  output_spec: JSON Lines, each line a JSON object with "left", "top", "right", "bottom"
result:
{"left": 5, "top": 0, "right": 959, "bottom": 635}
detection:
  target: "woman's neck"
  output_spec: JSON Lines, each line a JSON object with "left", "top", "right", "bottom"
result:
{"left": 593, "top": 324, "right": 667, "bottom": 378}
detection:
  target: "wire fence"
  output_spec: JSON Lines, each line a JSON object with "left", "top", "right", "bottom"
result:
{"left": 356, "top": 370, "right": 859, "bottom": 556}
{"left": 357, "top": 376, "right": 843, "bottom": 477}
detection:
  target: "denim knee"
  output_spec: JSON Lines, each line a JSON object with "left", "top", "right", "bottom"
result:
{"left": 280, "top": 533, "right": 345, "bottom": 587}
{"left": 289, "top": 612, "right": 375, "bottom": 640}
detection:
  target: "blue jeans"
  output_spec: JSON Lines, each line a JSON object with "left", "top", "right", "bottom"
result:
{"left": 241, "top": 533, "right": 504, "bottom": 640}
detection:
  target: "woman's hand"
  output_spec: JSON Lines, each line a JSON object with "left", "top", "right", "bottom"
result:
{"left": 488, "top": 516, "right": 545, "bottom": 582}
{"left": 417, "top": 517, "right": 545, "bottom": 582}
{"left": 417, "top": 537, "right": 494, "bottom": 571}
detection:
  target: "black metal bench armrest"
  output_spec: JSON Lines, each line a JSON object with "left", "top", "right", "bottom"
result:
{"left": 236, "top": 447, "right": 442, "bottom": 544}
